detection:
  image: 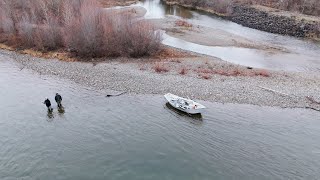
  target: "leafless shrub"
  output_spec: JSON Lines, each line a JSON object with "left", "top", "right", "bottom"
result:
{"left": 153, "top": 62, "right": 169, "bottom": 73}
{"left": 200, "top": 73, "right": 211, "bottom": 79}
{"left": 18, "top": 17, "right": 34, "bottom": 47}
{"left": 316, "top": 23, "right": 320, "bottom": 33}
{"left": 175, "top": 19, "right": 193, "bottom": 27}
{"left": 179, "top": 67, "right": 188, "bottom": 75}
{"left": 197, "top": 68, "right": 213, "bottom": 74}
{"left": 254, "top": 69, "right": 270, "bottom": 77}
{"left": 114, "top": 13, "right": 162, "bottom": 57}
{"left": 0, "top": 2, "right": 15, "bottom": 34}
{"left": 65, "top": 6, "right": 161, "bottom": 58}
{"left": 194, "top": 65, "right": 271, "bottom": 77}
{"left": 35, "top": 18, "right": 63, "bottom": 50}
{"left": 0, "top": 0, "right": 162, "bottom": 58}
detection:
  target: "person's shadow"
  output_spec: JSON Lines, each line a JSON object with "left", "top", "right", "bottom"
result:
{"left": 58, "top": 106, "right": 65, "bottom": 116}
{"left": 47, "top": 109, "right": 54, "bottom": 121}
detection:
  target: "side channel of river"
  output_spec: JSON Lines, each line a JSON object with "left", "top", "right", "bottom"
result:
{"left": 135, "top": 0, "right": 320, "bottom": 72}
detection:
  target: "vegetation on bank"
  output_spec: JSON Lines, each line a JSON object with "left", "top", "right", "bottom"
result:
{"left": 247, "top": 0, "right": 320, "bottom": 16}
{"left": 0, "top": 0, "right": 162, "bottom": 59}
{"left": 164, "top": 0, "right": 320, "bottom": 16}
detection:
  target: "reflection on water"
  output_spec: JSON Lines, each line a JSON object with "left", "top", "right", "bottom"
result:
{"left": 135, "top": 0, "right": 320, "bottom": 72}
{"left": 164, "top": 102, "right": 203, "bottom": 122}
{"left": 46, "top": 107, "right": 65, "bottom": 121}
{"left": 58, "top": 106, "right": 65, "bottom": 118}
{"left": 137, "top": 0, "right": 193, "bottom": 19}
{"left": 47, "top": 110, "right": 54, "bottom": 120}
{"left": 58, "top": 106, "right": 65, "bottom": 114}
{"left": 164, "top": 4, "right": 194, "bottom": 18}
{"left": 1, "top": 49, "right": 320, "bottom": 179}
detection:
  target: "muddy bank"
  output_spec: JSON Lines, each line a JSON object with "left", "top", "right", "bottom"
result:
{"left": 162, "top": 0, "right": 320, "bottom": 40}
{"left": 2, "top": 49, "right": 320, "bottom": 111}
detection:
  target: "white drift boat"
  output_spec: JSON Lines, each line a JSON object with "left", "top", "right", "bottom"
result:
{"left": 164, "top": 93, "right": 206, "bottom": 114}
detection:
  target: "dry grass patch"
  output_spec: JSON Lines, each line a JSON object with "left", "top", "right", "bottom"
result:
{"left": 154, "top": 47, "right": 194, "bottom": 59}
{"left": 253, "top": 69, "right": 271, "bottom": 77}
{"left": 153, "top": 62, "right": 170, "bottom": 73}
{"left": 21, "top": 49, "right": 76, "bottom": 62}
{"left": 200, "top": 73, "right": 212, "bottom": 80}
{"left": 175, "top": 20, "right": 193, "bottom": 28}
{"left": 179, "top": 67, "right": 188, "bottom": 75}
{"left": 194, "top": 63, "right": 271, "bottom": 77}
{"left": 138, "top": 64, "right": 147, "bottom": 71}
{"left": 196, "top": 68, "right": 213, "bottom": 74}
{"left": 0, "top": 43, "right": 14, "bottom": 51}
{"left": 171, "top": 59, "right": 182, "bottom": 63}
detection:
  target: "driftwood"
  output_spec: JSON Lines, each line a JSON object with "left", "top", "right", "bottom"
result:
{"left": 305, "top": 107, "right": 320, "bottom": 112}
{"left": 258, "top": 86, "right": 291, "bottom": 97}
{"left": 106, "top": 91, "right": 127, "bottom": 97}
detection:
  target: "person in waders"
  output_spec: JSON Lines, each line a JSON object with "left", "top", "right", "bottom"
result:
{"left": 55, "top": 93, "right": 63, "bottom": 108}
{"left": 44, "top": 98, "right": 53, "bottom": 111}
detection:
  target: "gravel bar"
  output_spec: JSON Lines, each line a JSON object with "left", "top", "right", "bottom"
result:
{"left": 1, "top": 49, "right": 320, "bottom": 111}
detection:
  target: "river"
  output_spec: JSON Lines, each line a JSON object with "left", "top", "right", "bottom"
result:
{"left": 134, "top": 0, "right": 320, "bottom": 72}
{"left": 1, "top": 50, "right": 320, "bottom": 179}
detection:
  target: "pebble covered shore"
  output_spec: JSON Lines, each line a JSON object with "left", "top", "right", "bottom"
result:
{"left": 2, "top": 49, "right": 320, "bottom": 111}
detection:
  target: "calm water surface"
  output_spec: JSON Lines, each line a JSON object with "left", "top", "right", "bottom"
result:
{"left": 135, "top": 0, "right": 320, "bottom": 72}
{"left": 1, "top": 54, "right": 320, "bottom": 179}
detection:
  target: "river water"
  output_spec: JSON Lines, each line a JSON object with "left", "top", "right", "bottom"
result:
{"left": 1, "top": 52, "right": 320, "bottom": 179}
{"left": 134, "top": 0, "right": 320, "bottom": 72}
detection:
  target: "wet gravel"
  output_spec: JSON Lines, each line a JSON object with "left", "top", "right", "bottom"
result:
{"left": 2, "top": 49, "right": 320, "bottom": 111}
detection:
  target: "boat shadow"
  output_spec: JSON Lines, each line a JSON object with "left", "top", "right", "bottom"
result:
{"left": 165, "top": 102, "right": 203, "bottom": 121}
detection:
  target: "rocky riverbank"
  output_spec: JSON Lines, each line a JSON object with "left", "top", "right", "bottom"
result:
{"left": 230, "top": 5, "right": 320, "bottom": 39}
{"left": 2, "top": 49, "right": 320, "bottom": 112}
{"left": 162, "top": 0, "right": 320, "bottom": 40}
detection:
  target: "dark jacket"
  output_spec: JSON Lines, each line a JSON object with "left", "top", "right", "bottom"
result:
{"left": 44, "top": 99, "right": 51, "bottom": 107}
{"left": 55, "top": 94, "right": 62, "bottom": 103}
